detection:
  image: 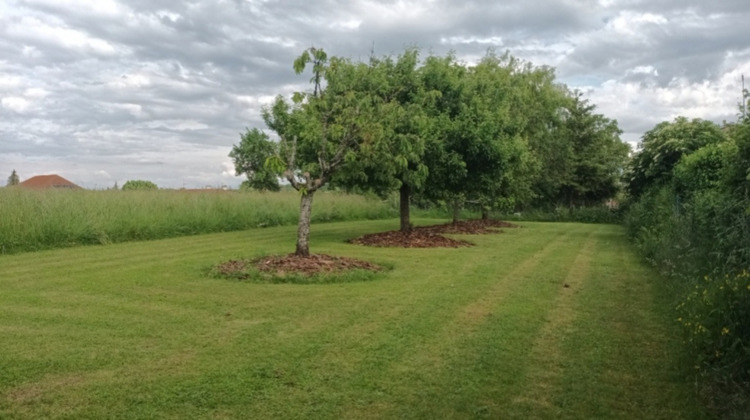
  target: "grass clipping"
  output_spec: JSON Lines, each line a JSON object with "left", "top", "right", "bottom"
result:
{"left": 211, "top": 254, "right": 384, "bottom": 284}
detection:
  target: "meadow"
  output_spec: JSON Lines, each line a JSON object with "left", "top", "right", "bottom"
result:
{"left": 0, "top": 219, "right": 708, "bottom": 419}
{"left": 0, "top": 188, "right": 396, "bottom": 254}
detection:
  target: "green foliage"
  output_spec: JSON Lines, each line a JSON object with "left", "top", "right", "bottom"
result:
{"left": 6, "top": 169, "right": 19, "bottom": 186}
{"left": 543, "top": 92, "right": 630, "bottom": 206}
{"left": 229, "top": 128, "right": 281, "bottom": 191}
{"left": 626, "top": 117, "right": 725, "bottom": 199}
{"left": 121, "top": 179, "right": 158, "bottom": 190}
{"left": 677, "top": 271, "right": 750, "bottom": 416}
{"left": 624, "top": 116, "right": 750, "bottom": 416}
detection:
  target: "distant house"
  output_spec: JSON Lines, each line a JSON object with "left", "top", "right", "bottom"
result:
{"left": 19, "top": 174, "right": 82, "bottom": 190}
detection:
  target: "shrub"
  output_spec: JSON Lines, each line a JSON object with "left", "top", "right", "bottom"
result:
{"left": 677, "top": 271, "right": 750, "bottom": 415}
{"left": 122, "top": 180, "right": 158, "bottom": 190}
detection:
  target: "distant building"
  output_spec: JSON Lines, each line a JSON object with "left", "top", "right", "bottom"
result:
{"left": 19, "top": 174, "right": 82, "bottom": 189}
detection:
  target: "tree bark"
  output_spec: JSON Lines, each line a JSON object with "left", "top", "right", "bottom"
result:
{"left": 451, "top": 199, "right": 461, "bottom": 224}
{"left": 399, "top": 183, "right": 411, "bottom": 232}
{"left": 295, "top": 190, "right": 315, "bottom": 257}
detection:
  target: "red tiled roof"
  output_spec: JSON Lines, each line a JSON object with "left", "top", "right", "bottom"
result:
{"left": 19, "top": 174, "right": 82, "bottom": 189}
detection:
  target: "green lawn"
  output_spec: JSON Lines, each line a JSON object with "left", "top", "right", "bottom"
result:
{"left": 0, "top": 220, "right": 707, "bottom": 419}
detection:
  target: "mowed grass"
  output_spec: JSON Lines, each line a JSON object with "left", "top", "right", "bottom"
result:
{"left": 0, "top": 220, "right": 707, "bottom": 419}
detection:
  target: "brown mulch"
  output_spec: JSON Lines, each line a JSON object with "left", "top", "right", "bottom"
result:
{"left": 415, "top": 219, "right": 518, "bottom": 235}
{"left": 349, "top": 219, "right": 518, "bottom": 248}
{"left": 214, "top": 253, "right": 382, "bottom": 278}
{"left": 350, "top": 230, "right": 473, "bottom": 248}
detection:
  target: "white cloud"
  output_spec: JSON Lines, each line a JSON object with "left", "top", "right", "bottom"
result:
{"left": 441, "top": 35, "right": 504, "bottom": 46}
{"left": 2, "top": 97, "right": 32, "bottom": 113}
{"left": 8, "top": 16, "right": 118, "bottom": 55}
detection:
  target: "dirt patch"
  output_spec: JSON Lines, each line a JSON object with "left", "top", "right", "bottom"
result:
{"left": 349, "top": 219, "right": 518, "bottom": 248}
{"left": 214, "top": 253, "right": 382, "bottom": 279}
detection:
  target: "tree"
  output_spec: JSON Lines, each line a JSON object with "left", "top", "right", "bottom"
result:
{"left": 626, "top": 117, "right": 726, "bottom": 199}
{"left": 262, "top": 48, "right": 381, "bottom": 256}
{"left": 331, "top": 48, "right": 429, "bottom": 232}
{"left": 230, "top": 128, "right": 281, "bottom": 191}
{"left": 7, "top": 170, "right": 19, "bottom": 186}
{"left": 420, "top": 51, "right": 537, "bottom": 221}
{"left": 122, "top": 180, "right": 158, "bottom": 190}
{"left": 552, "top": 92, "right": 629, "bottom": 206}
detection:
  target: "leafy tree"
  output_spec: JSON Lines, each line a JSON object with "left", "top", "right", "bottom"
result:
{"left": 421, "top": 51, "right": 537, "bottom": 221}
{"left": 229, "top": 128, "right": 281, "bottom": 191}
{"left": 553, "top": 92, "right": 629, "bottom": 206}
{"left": 263, "top": 48, "right": 381, "bottom": 256}
{"left": 122, "top": 180, "right": 158, "bottom": 190}
{"left": 6, "top": 170, "right": 19, "bottom": 186}
{"left": 513, "top": 64, "right": 570, "bottom": 208}
{"left": 331, "top": 48, "right": 429, "bottom": 232}
{"left": 625, "top": 117, "right": 725, "bottom": 198}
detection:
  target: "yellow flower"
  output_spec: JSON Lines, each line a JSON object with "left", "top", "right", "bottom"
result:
{"left": 722, "top": 327, "right": 730, "bottom": 335}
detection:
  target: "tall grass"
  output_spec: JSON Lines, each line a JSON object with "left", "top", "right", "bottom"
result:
{"left": 0, "top": 188, "right": 396, "bottom": 254}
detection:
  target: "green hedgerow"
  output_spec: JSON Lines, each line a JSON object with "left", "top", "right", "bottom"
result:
{"left": 677, "top": 270, "right": 750, "bottom": 397}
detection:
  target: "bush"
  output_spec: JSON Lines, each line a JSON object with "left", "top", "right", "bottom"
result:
{"left": 122, "top": 180, "right": 158, "bottom": 190}
{"left": 677, "top": 271, "right": 750, "bottom": 415}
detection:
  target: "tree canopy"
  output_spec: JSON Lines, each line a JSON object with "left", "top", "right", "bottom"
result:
{"left": 231, "top": 47, "right": 628, "bottom": 254}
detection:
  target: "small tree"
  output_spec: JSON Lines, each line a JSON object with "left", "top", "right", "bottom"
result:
{"left": 7, "top": 170, "right": 19, "bottom": 186}
{"left": 122, "top": 180, "right": 158, "bottom": 190}
{"left": 230, "top": 128, "right": 281, "bottom": 192}
{"left": 262, "top": 48, "right": 381, "bottom": 256}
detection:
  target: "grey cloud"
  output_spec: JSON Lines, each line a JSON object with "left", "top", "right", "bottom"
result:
{"left": 2, "top": 0, "right": 749, "bottom": 188}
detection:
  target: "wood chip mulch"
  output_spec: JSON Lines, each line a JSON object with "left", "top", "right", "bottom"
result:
{"left": 415, "top": 219, "right": 518, "bottom": 235}
{"left": 214, "top": 254, "right": 382, "bottom": 278}
{"left": 256, "top": 253, "right": 382, "bottom": 274}
{"left": 349, "top": 219, "right": 518, "bottom": 248}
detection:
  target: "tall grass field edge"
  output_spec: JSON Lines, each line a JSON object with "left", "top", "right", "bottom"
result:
{"left": 0, "top": 188, "right": 397, "bottom": 254}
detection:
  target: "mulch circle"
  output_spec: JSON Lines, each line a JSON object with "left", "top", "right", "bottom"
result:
{"left": 349, "top": 219, "right": 518, "bottom": 248}
{"left": 215, "top": 220, "right": 519, "bottom": 278}
{"left": 255, "top": 253, "right": 382, "bottom": 274}
{"left": 214, "top": 253, "right": 382, "bottom": 278}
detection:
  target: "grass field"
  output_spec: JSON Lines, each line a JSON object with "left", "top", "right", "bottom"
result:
{"left": 0, "top": 220, "right": 707, "bottom": 419}
{"left": 0, "top": 188, "right": 397, "bottom": 254}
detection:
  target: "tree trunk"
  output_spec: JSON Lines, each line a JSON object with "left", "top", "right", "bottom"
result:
{"left": 295, "top": 190, "right": 315, "bottom": 257}
{"left": 399, "top": 183, "right": 411, "bottom": 232}
{"left": 481, "top": 207, "right": 489, "bottom": 220}
{"left": 451, "top": 199, "right": 461, "bottom": 224}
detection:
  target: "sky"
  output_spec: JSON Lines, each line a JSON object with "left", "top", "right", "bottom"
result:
{"left": 1, "top": 0, "right": 749, "bottom": 189}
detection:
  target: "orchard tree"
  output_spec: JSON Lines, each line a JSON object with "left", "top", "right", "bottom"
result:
{"left": 262, "top": 48, "right": 381, "bottom": 256}
{"left": 230, "top": 128, "right": 281, "bottom": 191}
{"left": 332, "top": 48, "right": 429, "bottom": 232}
{"left": 421, "top": 52, "right": 536, "bottom": 221}
{"left": 7, "top": 170, "right": 19, "bottom": 186}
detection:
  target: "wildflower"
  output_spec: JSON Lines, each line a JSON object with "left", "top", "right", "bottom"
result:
{"left": 721, "top": 327, "right": 730, "bottom": 335}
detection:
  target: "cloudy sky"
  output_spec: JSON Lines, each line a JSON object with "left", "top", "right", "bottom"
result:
{"left": 1, "top": 0, "right": 749, "bottom": 189}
